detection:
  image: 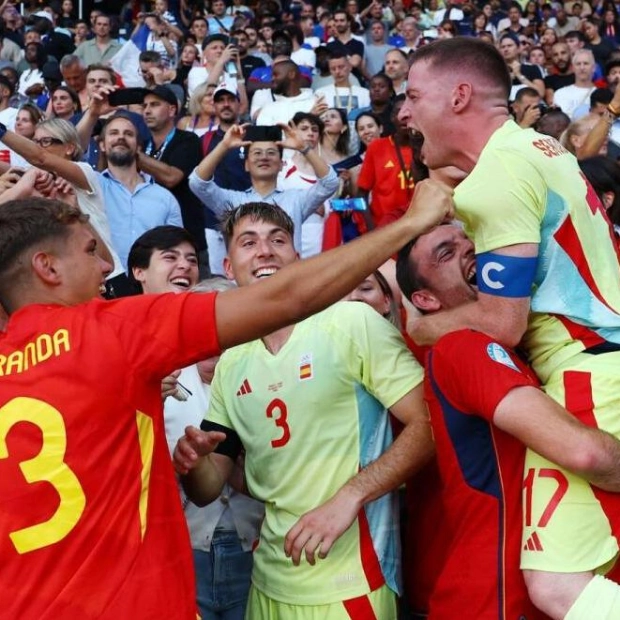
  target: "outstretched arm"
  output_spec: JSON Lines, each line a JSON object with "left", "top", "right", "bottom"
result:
{"left": 215, "top": 179, "right": 455, "bottom": 349}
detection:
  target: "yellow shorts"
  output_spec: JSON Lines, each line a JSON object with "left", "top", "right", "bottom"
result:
{"left": 521, "top": 351, "right": 620, "bottom": 573}
{"left": 245, "top": 584, "right": 397, "bottom": 620}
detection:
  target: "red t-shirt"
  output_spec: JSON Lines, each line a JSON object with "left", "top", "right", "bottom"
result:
{"left": 0, "top": 293, "right": 220, "bottom": 619}
{"left": 424, "top": 329, "right": 546, "bottom": 620}
{"left": 357, "top": 136, "right": 415, "bottom": 225}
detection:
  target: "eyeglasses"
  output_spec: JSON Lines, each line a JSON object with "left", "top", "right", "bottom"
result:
{"left": 33, "top": 137, "right": 63, "bottom": 147}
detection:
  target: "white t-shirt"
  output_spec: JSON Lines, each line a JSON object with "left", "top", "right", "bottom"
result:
{"left": 187, "top": 67, "right": 238, "bottom": 98}
{"left": 77, "top": 162, "right": 125, "bottom": 278}
{"left": 255, "top": 89, "right": 316, "bottom": 126}
{"left": 553, "top": 84, "right": 596, "bottom": 119}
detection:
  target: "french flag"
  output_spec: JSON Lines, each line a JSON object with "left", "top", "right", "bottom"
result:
{"left": 110, "top": 24, "right": 149, "bottom": 88}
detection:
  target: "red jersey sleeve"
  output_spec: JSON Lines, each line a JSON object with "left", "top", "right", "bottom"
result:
{"left": 428, "top": 329, "right": 539, "bottom": 422}
{"left": 88, "top": 292, "right": 221, "bottom": 380}
{"left": 357, "top": 141, "right": 376, "bottom": 192}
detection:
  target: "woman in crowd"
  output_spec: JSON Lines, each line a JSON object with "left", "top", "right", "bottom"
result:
{"left": 354, "top": 111, "right": 383, "bottom": 151}
{"left": 320, "top": 107, "right": 351, "bottom": 165}
{"left": 8, "top": 103, "right": 44, "bottom": 167}
{"left": 346, "top": 269, "right": 401, "bottom": 328}
{"left": 177, "top": 82, "right": 217, "bottom": 136}
{"left": 50, "top": 85, "right": 82, "bottom": 124}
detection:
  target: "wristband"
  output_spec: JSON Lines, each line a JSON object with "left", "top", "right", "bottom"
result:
{"left": 0, "top": 122, "right": 7, "bottom": 140}
{"left": 608, "top": 103, "right": 620, "bottom": 117}
{"left": 299, "top": 144, "right": 312, "bottom": 155}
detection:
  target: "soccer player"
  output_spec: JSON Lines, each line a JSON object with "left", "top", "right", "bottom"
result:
{"left": 396, "top": 223, "right": 620, "bottom": 619}
{"left": 174, "top": 202, "right": 435, "bottom": 619}
{"left": 0, "top": 185, "right": 452, "bottom": 618}
{"left": 399, "top": 37, "right": 620, "bottom": 618}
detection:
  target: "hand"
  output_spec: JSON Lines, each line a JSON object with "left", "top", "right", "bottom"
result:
{"left": 0, "top": 166, "right": 25, "bottom": 192}
{"left": 88, "top": 83, "right": 117, "bottom": 114}
{"left": 284, "top": 486, "right": 362, "bottom": 566}
{"left": 310, "top": 94, "right": 328, "bottom": 117}
{"left": 148, "top": 66, "right": 165, "bottom": 84}
{"left": 222, "top": 123, "right": 251, "bottom": 149}
{"left": 509, "top": 60, "right": 521, "bottom": 77}
{"left": 277, "top": 120, "right": 307, "bottom": 152}
{"left": 25, "top": 83, "right": 45, "bottom": 97}
{"left": 50, "top": 176, "right": 79, "bottom": 208}
{"left": 32, "top": 168, "right": 57, "bottom": 196}
{"left": 161, "top": 368, "right": 181, "bottom": 400}
{"left": 519, "top": 104, "right": 541, "bottom": 128}
{"left": 404, "top": 178, "right": 455, "bottom": 233}
{"left": 173, "top": 425, "right": 227, "bottom": 475}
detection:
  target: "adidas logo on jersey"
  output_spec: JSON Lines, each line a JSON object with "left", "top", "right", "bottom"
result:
{"left": 236, "top": 378, "right": 252, "bottom": 396}
{"left": 523, "top": 532, "right": 543, "bottom": 551}
{"left": 384, "top": 160, "right": 395, "bottom": 169}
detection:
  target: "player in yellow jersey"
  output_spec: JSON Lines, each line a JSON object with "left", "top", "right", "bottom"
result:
{"left": 399, "top": 37, "right": 620, "bottom": 619}
{"left": 174, "top": 202, "right": 435, "bottom": 620}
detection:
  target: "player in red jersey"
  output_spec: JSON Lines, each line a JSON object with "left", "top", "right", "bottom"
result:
{"left": 0, "top": 186, "right": 452, "bottom": 619}
{"left": 395, "top": 224, "right": 620, "bottom": 620}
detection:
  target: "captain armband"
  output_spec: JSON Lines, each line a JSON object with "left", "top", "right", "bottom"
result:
{"left": 476, "top": 251, "right": 538, "bottom": 298}
{"left": 200, "top": 420, "right": 243, "bottom": 460}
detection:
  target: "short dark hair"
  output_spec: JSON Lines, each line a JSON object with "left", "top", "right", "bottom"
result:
{"left": 139, "top": 50, "right": 162, "bottom": 64}
{"left": 221, "top": 202, "right": 294, "bottom": 249}
{"left": 395, "top": 236, "right": 428, "bottom": 306}
{"left": 514, "top": 86, "right": 539, "bottom": 103}
{"left": 100, "top": 111, "right": 143, "bottom": 146}
{"left": 606, "top": 58, "right": 620, "bottom": 76}
{"left": 127, "top": 225, "right": 199, "bottom": 291}
{"left": 0, "top": 199, "right": 87, "bottom": 310}
{"left": 590, "top": 87, "right": 612, "bottom": 107}
{"left": 564, "top": 30, "right": 585, "bottom": 42}
{"left": 411, "top": 38, "right": 511, "bottom": 101}
{"left": 292, "top": 111, "right": 324, "bottom": 137}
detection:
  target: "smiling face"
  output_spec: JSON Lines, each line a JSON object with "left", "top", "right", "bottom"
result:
{"left": 224, "top": 216, "right": 297, "bottom": 286}
{"left": 355, "top": 114, "right": 381, "bottom": 146}
{"left": 245, "top": 141, "right": 282, "bottom": 181}
{"left": 132, "top": 241, "right": 199, "bottom": 293}
{"left": 101, "top": 117, "right": 138, "bottom": 167}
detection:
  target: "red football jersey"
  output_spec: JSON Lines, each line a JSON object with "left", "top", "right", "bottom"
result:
{"left": 424, "top": 329, "right": 546, "bottom": 620}
{"left": 0, "top": 293, "right": 220, "bottom": 619}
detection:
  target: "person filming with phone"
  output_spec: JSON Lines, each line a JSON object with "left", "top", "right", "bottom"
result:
{"left": 189, "top": 122, "right": 339, "bottom": 264}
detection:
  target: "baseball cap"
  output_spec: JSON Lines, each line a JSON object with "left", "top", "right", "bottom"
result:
{"left": 202, "top": 33, "right": 229, "bottom": 50}
{"left": 141, "top": 85, "right": 178, "bottom": 108}
{"left": 213, "top": 86, "right": 239, "bottom": 101}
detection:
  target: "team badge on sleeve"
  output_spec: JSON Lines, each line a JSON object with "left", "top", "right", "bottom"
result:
{"left": 299, "top": 353, "right": 313, "bottom": 381}
{"left": 486, "top": 343, "right": 520, "bottom": 372}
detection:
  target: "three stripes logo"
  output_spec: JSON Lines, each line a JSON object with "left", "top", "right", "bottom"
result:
{"left": 236, "top": 378, "right": 252, "bottom": 397}
{"left": 523, "top": 532, "right": 543, "bottom": 552}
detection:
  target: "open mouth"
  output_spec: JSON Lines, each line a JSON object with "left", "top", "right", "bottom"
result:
{"left": 466, "top": 265, "right": 477, "bottom": 287}
{"left": 254, "top": 267, "right": 277, "bottom": 279}
{"left": 170, "top": 277, "right": 191, "bottom": 289}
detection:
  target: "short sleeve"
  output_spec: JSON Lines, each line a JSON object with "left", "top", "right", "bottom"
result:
{"left": 428, "top": 330, "right": 538, "bottom": 422}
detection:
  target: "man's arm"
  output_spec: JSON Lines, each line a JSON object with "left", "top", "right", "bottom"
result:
{"left": 409, "top": 242, "right": 537, "bottom": 347}
{"left": 173, "top": 425, "right": 235, "bottom": 504}
{"left": 284, "top": 384, "right": 433, "bottom": 565}
{"left": 495, "top": 386, "right": 620, "bottom": 491}
{"left": 215, "top": 179, "right": 455, "bottom": 349}
{"left": 76, "top": 84, "right": 117, "bottom": 152}
{"left": 136, "top": 151, "right": 184, "bottom": 188}
{"left": 192, "top": 124, "right": 248, "bottom": 181}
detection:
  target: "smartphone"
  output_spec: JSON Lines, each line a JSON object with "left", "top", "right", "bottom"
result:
{"left": 108, "top": 87, "right": 147, "bottom": 107}
{"left": 330, "top": 197, "right": 367, "bottom": 212}
{"left": 230, "top": 36, "right": 239, "bottom": 47}
{"left": 334, "top": 154, "right": 363, "bottom": 171}
{"left": 245, "top": 125, "right": 282, "bottom": 142}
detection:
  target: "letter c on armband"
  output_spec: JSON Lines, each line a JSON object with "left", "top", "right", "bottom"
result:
{"left": 476, "top": 251, "right": 538, "bottom": 298}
